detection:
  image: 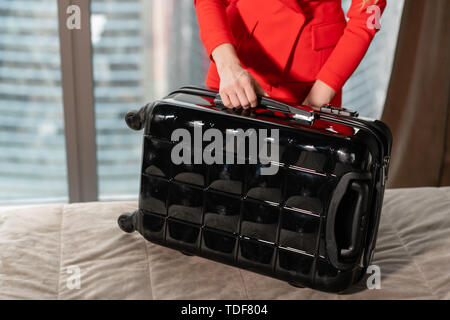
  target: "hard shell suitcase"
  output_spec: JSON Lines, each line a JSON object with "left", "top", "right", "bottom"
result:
{"left": 118, "top": 86, "right": 392, "bottom": 293}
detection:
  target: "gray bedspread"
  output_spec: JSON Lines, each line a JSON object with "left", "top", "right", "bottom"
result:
{"left": 0, "top": 187, "right": 449, "bottom": 299}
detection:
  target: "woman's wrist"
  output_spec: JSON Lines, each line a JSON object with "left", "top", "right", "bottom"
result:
{"left": 303, "top": 79, "right": 336, "bottom": 109}
{"left": 212, "top": 43, "right": 241, "bottom": 72}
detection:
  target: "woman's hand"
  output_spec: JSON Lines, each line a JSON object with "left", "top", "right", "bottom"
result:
{"left": 302, "top": 79, "right": 336, "bottom": 110}
{"left": 212, "top": 43, "right": 267, "bottom": 109}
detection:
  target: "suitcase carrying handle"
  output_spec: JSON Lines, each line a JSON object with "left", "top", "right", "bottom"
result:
{"left": 326, "top": 172, "right": 371, "bottom": 270}
{"left": 125, "top": 88, "right": 359, "bottom": 131}
{"left": 340, "top": 181, "right": 369, "bottom": 259}
{"left": 214, "top": 93, "right": 316, "bottom": 126}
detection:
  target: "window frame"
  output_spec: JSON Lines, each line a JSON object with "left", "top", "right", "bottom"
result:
{"left": 52, "top": 0, "right": 403, "bottom": 204}
{"left": 58, "top": 0, "right": 98, "bottom": 203}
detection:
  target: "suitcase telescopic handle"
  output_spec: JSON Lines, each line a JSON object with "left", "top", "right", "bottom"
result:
{"left": 326, "top": 172, "right": 371, "bottom": 270}
{"left": 214, "top": 93, "right": 316, "bottom": 126}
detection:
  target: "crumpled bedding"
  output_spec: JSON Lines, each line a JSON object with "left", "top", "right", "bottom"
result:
{"left": 0, "top": 187, "right": 449, "bottom": 300}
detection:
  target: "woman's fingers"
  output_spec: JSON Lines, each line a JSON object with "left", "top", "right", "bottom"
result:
{"left": 220, "top": 89, "right": 240, "bottom": 109}
{"left": 222, "top": 81, "right": 267, "bottom": 109}
{"left": 228, "top": 92, "right": 241, "bottom": 108}
{"left": 220, "top": 92, "right": 231, "bottom": 108}
{"left": 243, "top": 83, "right": 258, "bottom": 108}
{"left": 218, "top": 66, "right": 269, "bottom": 108}
{"left": 239, "top": 74, "right": 258, "bottom": 108}
{"left": 236, "top": 86, "right": 250, "bottom": 109}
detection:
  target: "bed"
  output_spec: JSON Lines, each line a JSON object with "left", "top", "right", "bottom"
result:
{"left": 0, "top": 187, "right": 449, "bottom": 300}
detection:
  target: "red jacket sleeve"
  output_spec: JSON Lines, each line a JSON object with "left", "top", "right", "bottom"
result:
{"left": 316, "top": 0, "right": 387, "bottom": 92}
{"left": 194, "top": 0, "right": 236, "bottom": 58}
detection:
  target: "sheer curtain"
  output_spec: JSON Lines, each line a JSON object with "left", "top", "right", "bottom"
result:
{"left": 341, "top": 0, "right": 404, "bottom": 119}
{"left": 381, "top": 0, "right": 450, "bottom": 188}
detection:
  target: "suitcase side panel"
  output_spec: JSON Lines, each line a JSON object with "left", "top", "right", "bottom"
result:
{"left": 132, "top": 100, "right": 381, "bottom": 292}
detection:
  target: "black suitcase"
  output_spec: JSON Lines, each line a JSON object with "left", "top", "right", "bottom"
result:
{"left": 118, "top": 86, "right": 392, "bottom": 293}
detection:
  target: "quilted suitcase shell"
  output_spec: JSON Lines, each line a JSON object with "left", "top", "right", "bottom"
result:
{"left": 118, "top": 86, "right": 392, "bottom": 293}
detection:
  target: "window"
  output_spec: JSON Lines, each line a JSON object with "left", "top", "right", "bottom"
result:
{"left": 342, "top": 0, "right": 405, "bottom": 118}
{"left": 0, "top": 0, "right": 404, "bottom": 204}
{"left": 0, "top": 0, "right": 68, "bottom": 204}
{"left": 90, "top": 0, "right": 207, "bottom": 200}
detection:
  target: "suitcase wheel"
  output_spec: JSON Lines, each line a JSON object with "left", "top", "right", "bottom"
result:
{"left": 288, "top": 281, "right": 305, "bottom": 288}
{"left": 179, "top": 250, "right": 195, "bottom": 257}
{"left": 118, "top": 212, "right": 137, "bottom": 233}
{"left": 125, "top": 109, "right": 145, "bottom": 131}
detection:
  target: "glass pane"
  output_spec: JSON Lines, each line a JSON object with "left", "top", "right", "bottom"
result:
{"left": 342, "top": 0, "right": 405, "bottom": 119}
{"left": 91, "top": 0, "right": 403, "bottom": 199}
{"left": 0, "top": 0, "right": 68, "bottom": 204}
{"left": 91, "top": 0, "right": 208, "bottom": 200}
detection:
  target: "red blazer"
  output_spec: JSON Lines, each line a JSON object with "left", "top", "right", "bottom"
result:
{"left": 194, "top": 0, "right": 386, "bottom": 106}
